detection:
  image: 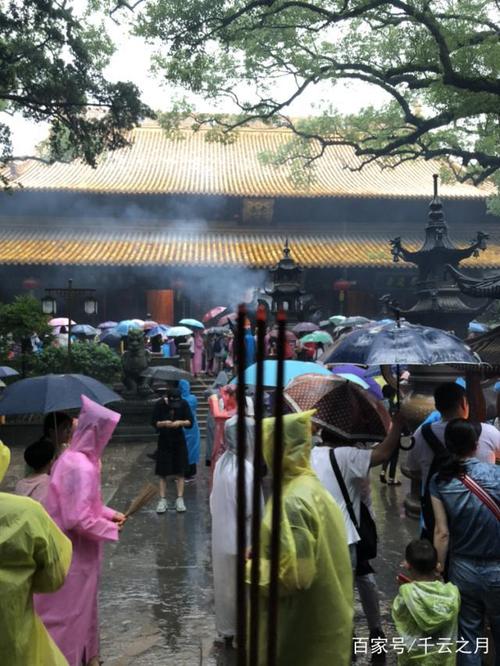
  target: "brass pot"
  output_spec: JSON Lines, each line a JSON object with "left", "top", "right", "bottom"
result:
{"left": 382, "top": 364, "right": 461, "bottom": 431}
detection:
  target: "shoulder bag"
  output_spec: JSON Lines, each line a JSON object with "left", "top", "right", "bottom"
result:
{"left": 329, "top": 448, "right": 377, "bottom": 562}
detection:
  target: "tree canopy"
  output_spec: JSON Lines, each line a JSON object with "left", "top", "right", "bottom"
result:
{"left": 0, "top": 295, "right": 51, "bottom": 342}
{"left": 1, "top": 0, "right": 151, "bottom": 186}
{"left": 134, "top": 0, "right": 500, "bottom": 210}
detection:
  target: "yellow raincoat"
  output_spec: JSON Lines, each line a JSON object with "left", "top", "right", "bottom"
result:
{"left": 0, "top": 441, "right": 72, "bottom": 665}
{"left": 248, "top": 411, "right": 353, "bottom": 665}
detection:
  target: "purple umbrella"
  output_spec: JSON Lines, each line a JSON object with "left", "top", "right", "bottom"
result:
{"left": 98, "top": 321, "right": 118, "bottom": 330}
{"left": 292, "top": 322, "right": 319, "bottom": 335}
{"left": 331, "top": 364, "right": 383, "bottom": 400}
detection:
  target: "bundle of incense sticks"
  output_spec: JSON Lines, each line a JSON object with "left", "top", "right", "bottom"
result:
{"left": 236, "top": 304, "right": 286, "bottom": 666}
{"left": 124, "top": 483, "right": 158, "bottom": 518}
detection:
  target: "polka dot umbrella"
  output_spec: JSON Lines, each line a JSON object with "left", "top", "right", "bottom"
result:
{"left": 284, "top": 373, "right": 391, "bottom": 442}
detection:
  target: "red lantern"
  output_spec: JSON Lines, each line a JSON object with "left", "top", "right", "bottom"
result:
{"left": 333, "top": 279, "right": 355, "bottom": 291}
{"left": 22, "top": 277, "right": 39, "bottom": 290}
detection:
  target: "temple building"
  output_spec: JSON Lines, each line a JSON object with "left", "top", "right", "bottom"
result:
{"left": 1, "top": 120, "right": 499, "bottom": 324}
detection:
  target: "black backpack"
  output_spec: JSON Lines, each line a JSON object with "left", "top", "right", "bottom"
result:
{"left": 420, "top": 421, "right": 481, "bottom": 540}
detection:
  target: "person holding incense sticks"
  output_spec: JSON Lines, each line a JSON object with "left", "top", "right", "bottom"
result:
{"left": 35, "top": 396, "right": 125, "bottom": 666}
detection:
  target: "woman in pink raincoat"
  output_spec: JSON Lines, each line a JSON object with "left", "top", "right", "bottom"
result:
{"left": 191, "top": 330, "right": 204, "bottom": 375}
{"left": 35, "top": 396, "right": 125, "bottom": 666}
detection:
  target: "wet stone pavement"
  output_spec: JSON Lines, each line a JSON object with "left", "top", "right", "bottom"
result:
{"left": 5, "top": 441, "right": 418, "bottom": 665}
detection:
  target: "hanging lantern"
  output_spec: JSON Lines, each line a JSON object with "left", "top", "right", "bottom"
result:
{"left": 84, "top": 295, "right": 98, "bottom": 315}
{"left": 41, "top": 295, "right": 57, "bottom": 315}
{"left": 23, "top": 277, "right": 39, "bottom": 290}
{"left": 333, "top": 279, "right": 356, "bottom": 291}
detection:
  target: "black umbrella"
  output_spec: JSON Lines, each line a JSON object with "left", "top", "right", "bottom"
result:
{"left": 142, "top": 366, "right": 193, "bottom": 382}
{"left": 99, "top": 329, "right": 123, "bottom": 348}
{"left": 322, "top": 321, "right": 480, "bottom": 366}
{"left": 0, "top": 374, "right": 122, "bottom": 415}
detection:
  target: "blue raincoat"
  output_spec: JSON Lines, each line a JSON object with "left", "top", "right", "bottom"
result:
{"left": 244, "top": 330, "right": 256, "bottom": 368}
{"left": 179, "top": 380, "right": 201, "bottom": 465}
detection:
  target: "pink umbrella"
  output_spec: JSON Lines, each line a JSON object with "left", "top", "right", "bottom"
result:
{"left": 49, "top": 318, "right": 77, "bottom": 327}
{"left": 218, "top": 312, "right": 237, "bottom": 326}
{"left": 202, "top": 306, "right": 229, "bottom": 323}
{"left": 143, "top": 320, "right": 159, "bottom": 330}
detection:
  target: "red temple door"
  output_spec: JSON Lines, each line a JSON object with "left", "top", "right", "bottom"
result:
{"left": 146, "top": 289, "right": 174, "bottom": 325}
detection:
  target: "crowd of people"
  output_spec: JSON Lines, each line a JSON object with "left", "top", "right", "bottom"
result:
{"left": 1, "top": 354, "right": 499, "bottom": 664}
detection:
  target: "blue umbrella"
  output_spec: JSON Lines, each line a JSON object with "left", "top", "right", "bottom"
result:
{"left": 179, "top": 318, "right": 205, "bottom": 330}
{"left": 115, "top": 320, "right": 143, "bottom": 336}
{"left": 322, "top": 321, "right": 480, "bottom": 366}
{"left": 468, "top": 320, "right": 489, "bottom": 334}
{"left": 231, "top": 360, "right": 332, "bottom": 387}
{"left": 147, "top": 325, "right": 171, "bottom": 338}
{"left": 331, "top": 363, "right": 383, "bottom": 399}
{"left": 0, "top": 374, "right": 122, "bottom": 415}
{"left": 72, "top": 324, "right": 98, "bottom": 337}
{"left": 98, "top": 320, "right": 118, "bottom": 330}
{"left": 0, "top": 366, "right": 19, "bottom": 378}
{"left": 99, "top": 328, "right": 122, "bottom": 348}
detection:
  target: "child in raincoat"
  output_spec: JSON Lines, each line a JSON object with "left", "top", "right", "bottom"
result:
{"left": 210, "top": 414, "right": 263, "bottom": 645}
{"left": 0, "top": 441, "right": 72, "bottom": 666}
{"left": 35, "top": 396, "right": 126, "bottom": 666}
{"left": 248, "top": 410, "right": 353, "bottom": 666}
{"left": 392, "top": 539, "right": 460, "bottom": 665}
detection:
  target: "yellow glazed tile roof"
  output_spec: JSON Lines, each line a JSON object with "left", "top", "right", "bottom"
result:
{"left": 9, "top": 124, "right": 494, "bottom": 199}
{"left": 2, "top": 226, "right": 500, "bottom": 268}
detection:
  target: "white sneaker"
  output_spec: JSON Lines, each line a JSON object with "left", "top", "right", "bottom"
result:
{"left": 156, "top": 498, "right": 168, "bottom": 513}
{"left": 175, "top": 497, "right": 186, "bottom": 512}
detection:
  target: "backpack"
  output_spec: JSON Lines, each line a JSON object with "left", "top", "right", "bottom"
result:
{"left": 420, "top": 421, "right": 482, "bottom": 540}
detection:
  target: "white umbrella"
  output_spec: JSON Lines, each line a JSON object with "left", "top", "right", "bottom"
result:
{"left": 167, "top": 326, "right": 193, "bottom": 337}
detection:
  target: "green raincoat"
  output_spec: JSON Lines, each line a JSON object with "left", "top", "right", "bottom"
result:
{"left": 0, "top": 441, "right": 72, "bottom": 665}
{"left": 247, "top": 410, "right": 353, "bottom": 666}
{"left": 392, "top": 580, "right": 460, "bottom": 665}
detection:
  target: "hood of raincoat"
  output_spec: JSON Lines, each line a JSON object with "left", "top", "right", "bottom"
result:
{"left": 224, "top": 415, "right": 256, "bottom": 462}
{"left": 213, "top": 371, "right": 229, "bottom": 388}
{"left": 69, "top": 395, "right": 120, "bottom": 461}
{"left": 262, "top": 410, "right": 316, "bottom": 479}
{"left": 179, "top": 379, "right": 191, "bottom": 399}
{"left": 398, "top": 581, "right": 460, "bottom": 634}
{"left": 0, "top": 440, "right": 10, "bottom": 483}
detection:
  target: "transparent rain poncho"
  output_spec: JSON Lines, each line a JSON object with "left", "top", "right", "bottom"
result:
{"left": 0, "top": 441, "right": 72, "bottom": 666}
{"left": 247, "top": 410, "right": 353, "bottom": 666}
{"left": 392, "top": 580, "right": 460, "bottom": 664}
{"left": 211, "top": 415, "right": 263, "bottom": 637}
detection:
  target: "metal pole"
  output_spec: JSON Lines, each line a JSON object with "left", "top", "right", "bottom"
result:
{"left": 236, "top": 305, "right": 247, "bottom": 666}
{"left": 67, "top": 279, "right": 73, "bottom": 372}
{"left": 249, "top": 305, "right": 266, "bottom": 664}
{"left": 267, "top": 311, "right": 286, "bottom": 666}
{"left": 395, "top": 304, "right": 401, "bottom": 411}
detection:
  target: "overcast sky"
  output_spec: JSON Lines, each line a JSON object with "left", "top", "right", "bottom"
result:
{"left": 4, "top": 8, "right": 388, "bottom": 155}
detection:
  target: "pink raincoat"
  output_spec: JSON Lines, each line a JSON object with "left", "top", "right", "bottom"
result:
{"left": 35, "top": 396, "right": 121, "bottom": 666}
{"left": 208, "top": 392, "right": 235, "bottom": 485}
{"left": 191, "top": 331, "right": 204, "bottom": 374}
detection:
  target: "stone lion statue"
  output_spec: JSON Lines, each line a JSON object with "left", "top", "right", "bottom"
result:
{"left": 121, "top": 329, "right": 152, "bottom": 397}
